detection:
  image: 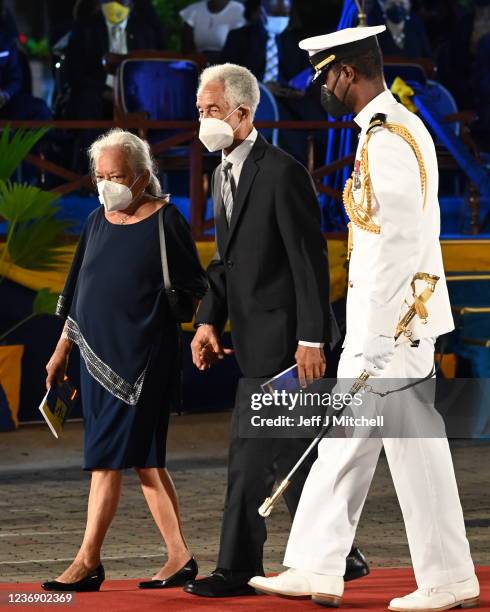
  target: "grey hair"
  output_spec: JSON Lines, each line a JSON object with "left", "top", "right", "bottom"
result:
{"left": 88, "top": 128, "right": 163, "bottom": 197}
{"left": 198, "top": 63, "right": 261, "bottom": 119}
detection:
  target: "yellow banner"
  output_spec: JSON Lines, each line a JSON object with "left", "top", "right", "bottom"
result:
{"left": 0, "top": 344, "right": 24, "bottom": 427}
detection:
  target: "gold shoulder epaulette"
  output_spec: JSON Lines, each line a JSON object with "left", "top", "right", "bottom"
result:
{"left": 343, "top": 112, "right": 427, "bottom": 243}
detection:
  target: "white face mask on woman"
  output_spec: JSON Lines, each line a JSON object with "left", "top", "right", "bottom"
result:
{"left": 97, "top": 178, "right": 139, "bottom": 212}
{"left": 198, "top": 107, "right": 242, "bottom": 152}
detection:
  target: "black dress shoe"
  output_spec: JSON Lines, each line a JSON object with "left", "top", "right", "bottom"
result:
{"left": 139, "top": 557, "right": 198, "bottom": 589}
{"left": 344, "top": 547, "right": 370, "bottom": 582}
{"left": 42, "top": 565, "right": 105, "bottom": 592}
{"left": 183, "top": 568, "right": 258, "bottom": 597}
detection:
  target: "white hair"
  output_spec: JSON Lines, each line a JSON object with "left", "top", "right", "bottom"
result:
{"left": 88, "top": 128, "right": 163, "bottom": 197}
{"left": 198, "top": 63, "right": 261, "bottom": 119}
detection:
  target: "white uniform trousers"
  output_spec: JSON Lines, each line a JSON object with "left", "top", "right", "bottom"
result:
{"left": 283, "top": 338, "right": 474, "bottom": 589}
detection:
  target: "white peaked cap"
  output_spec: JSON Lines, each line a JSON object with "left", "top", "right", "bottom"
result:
{"left": 299, "top": 25, "right": 386, "bottom": 81}
{"left": 299, "top": 26, "right": 387, "bottom": 57}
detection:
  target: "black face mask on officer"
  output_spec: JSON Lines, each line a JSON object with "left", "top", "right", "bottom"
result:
{"left": 320, "top": 68, "right": 353, "bottom": 118}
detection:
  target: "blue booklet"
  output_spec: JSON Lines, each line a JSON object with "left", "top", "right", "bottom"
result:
{"left": 38, "top": 377, "right": 78, "bottom": 438}
{"left": 261, "top": 364, "right": 301, "bottom": 395}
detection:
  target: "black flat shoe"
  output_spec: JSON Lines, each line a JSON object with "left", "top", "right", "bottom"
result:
{"left": 183, "top": 568, "right": 257, "bottom": 597}
{"left": 42, "top": 564, "right": 105, "bottom": 592}
{"left": 344, "top": 546, "right": 370, "bottom": 582}
{"left": 138, "top": 557, "right": 198, "bottom": 589}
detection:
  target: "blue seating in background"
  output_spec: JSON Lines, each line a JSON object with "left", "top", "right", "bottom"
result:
{"left": 447, "top": 274, "right": 490, "bottom": 308}
{"left": 440, "top": 197, "right": 490, "bottom": 235}
{"left": 425, "top": 80, "right": 459, "bottom": 137}
{"left": 447, "top": 274, "right": 490, "bottom": 377}
{"left": 111, "top": 52, "right": 210, "bottom": 197}
{"left": 118, "top": 57, "right": 200, "bottom": 123}
{"left": 256, "top": 83, "right": 279, "bottom": 146}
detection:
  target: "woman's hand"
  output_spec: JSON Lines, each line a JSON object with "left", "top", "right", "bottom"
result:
{"left": 45, "top": 340, "right": 72, "bottom": 390}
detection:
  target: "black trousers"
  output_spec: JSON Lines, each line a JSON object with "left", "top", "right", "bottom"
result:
{"left": 217, "top": 378, "right": 317, "bottom": 576}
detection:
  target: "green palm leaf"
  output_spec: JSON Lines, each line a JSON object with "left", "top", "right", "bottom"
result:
{"left": 7, "top": 216, "right": 68, "bottom": 270}
{"left": 0, "top": 127, "right": 69, "bottom": 337}
{"left": 0, "top": 180, "right": 60, "bottom": 223}
{"left": 0, "top": 180, "right": 67, "bottom": 274}
{"left": 0, "top": 126, "right": 50, "bottom": 182}
{"left": 32, "top": 288, "right": 59, "bottom": 315}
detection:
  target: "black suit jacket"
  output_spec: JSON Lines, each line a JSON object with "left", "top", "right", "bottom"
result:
{"left": 196, "top": 134, "right": 333, "bottom": 378}
{"left": 64, "top": 12, "right": 165, "bottom": 93}
{"left": 220, "top": 23, "right": 310, "bottom": 85}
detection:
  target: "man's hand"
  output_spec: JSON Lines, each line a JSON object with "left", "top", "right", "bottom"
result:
{"left": 191, "top": 324, "right": 234, "bottom": 371}
{"left": 362, "top": 333, "right": 396, "bottom": 376}
{"left": 295, "top": 345, "right": 326, "bottom": 388}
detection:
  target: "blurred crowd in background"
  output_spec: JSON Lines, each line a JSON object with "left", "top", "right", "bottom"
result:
{"left": 0, "top": 0, "right": 489, "bottom": 169}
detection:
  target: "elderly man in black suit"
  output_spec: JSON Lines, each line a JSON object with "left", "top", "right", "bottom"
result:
{"left": 184, "top": 63, "right": 369, "bottom": 598}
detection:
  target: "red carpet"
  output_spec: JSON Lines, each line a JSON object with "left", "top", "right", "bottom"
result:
{"left": 0, "top": 568, "right": 488, "bottom": 611}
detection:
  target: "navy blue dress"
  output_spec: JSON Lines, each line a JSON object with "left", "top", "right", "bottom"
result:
{"left": 56, "top": 203, "right": 207, "bottom": 470}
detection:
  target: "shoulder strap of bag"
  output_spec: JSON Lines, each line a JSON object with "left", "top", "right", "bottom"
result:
{"left": 158, "top": 204, "right": 172, "bottom": 291}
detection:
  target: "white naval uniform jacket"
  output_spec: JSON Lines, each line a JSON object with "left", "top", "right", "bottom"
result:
{"left": 343, "top": 90, "right": 454, "bottom": 353}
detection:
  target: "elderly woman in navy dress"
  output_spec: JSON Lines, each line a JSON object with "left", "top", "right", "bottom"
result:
{"left": 42, "top": 129, "right": 208, "bottom": 592}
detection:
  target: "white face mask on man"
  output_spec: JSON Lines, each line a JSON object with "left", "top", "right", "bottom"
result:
{"left": 198, "top": 107, "right": 243, "bottom": 152}
{"left": 266, "top": 15, "right": 289, "bottom": 35}
{"left": 97, "top": 177, "right": 140, "bottom": 212}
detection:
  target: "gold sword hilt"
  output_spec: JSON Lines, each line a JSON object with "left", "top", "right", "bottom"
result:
{"left": 395, "top": 273, "right": 439, "bottom": 339}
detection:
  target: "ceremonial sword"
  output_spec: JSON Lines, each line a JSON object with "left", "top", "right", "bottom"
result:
{"left": 258, "top": 273, "right": 439, "bottom": 518}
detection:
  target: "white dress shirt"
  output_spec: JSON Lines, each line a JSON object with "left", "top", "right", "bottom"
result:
{"left": 105, "top": 18, "right": 128, "bottom": 88}
{"left": 221, "top": 127, "right": 323, "bottom": 349}
{"left": 222, "top": 126, "right": 258, "bottom": 184}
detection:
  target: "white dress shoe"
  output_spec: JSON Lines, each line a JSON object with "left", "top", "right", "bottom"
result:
{"left": 389, "top": 575, "right": 480, "bottom": 611}
{"left": 249, "top": 569, "right": 344, "bottom": 606}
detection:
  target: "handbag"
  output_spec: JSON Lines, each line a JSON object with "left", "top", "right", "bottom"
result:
{"left": 158, "top": 205, "right": 195, "bottom": 323}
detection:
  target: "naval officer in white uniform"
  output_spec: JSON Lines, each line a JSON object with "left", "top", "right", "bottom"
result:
{"left": 249, "top": 26, "right": 479, "bottom": 611}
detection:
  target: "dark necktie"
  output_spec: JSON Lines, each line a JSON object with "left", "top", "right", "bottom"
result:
{"left": 264, "top": 32, "right": 279, "bottom": 83}
{"left": 221, "top": 160, "right": 236, "bottom": 225}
